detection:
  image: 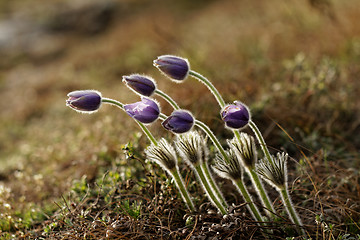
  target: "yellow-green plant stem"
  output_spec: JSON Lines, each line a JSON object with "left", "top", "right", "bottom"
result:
{"left": 189, "top": 70, "right": 226, "bottom": 108}
{"left": 155, "top": 92, "right": 229, "bottom": 209}
{"left": 279, "top": 186, "right": 306, "bottom": 235}
{"left": 247, "top": 121, "right": 275, "bottom": 168}
{"left": 155, "top": 89, "right": 180, "bottom": 109}
{"left": 159, "top": 116, "right": 227, "bottom": 213}
{"left": 194, "top": 120, "right": 229, "bottom": 162}
{"left": 248, "top": 167, "right": 276, "bottom": 218}
{"left": 201, "top": 161, "right": 228, "bottom": 209}
{"left": 102, "top": 98, "right": 195, "bottom": 212}
{"left": 233, "top": 179, "right": 265, "bottom": 226}
{"left": 232, "top": 129, "right": 275, "bottom": 218}
{"left": 195, "top": 165, "right": 227, "bottom": 215}
{"left": 170, "top": 168, "right": 196, "bottom": 212}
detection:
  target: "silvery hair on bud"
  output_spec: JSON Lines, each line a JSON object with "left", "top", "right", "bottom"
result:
{"left": 228, "top": 133, "right": 257, "bottom": 168}
{"left": 175, "top": 131, "right": 206, "bottom": 167}
{"left": 256, "top": 152, "right": 288, "bottom": 189}
{"left": 145, "top": 138, "right": 177, "bottom": 171}
{"left": 213, "top": 149, "right": 243, "bottom": 181}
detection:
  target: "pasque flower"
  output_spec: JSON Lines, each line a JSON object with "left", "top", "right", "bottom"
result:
{"left": 153, "top": 55, "right": 190, "bottom": 81}
{"left": 124, "top": 98, "right": 160, "bottom": 124}
{"left": 122, "top": 74, "right": 156, "bottom": 97}
{"left": 162, "top": 110, "right": 194, "bottom": 134}
{"left": 66, "top": 90, "right": 102, "bottom": 113}
{"left": 221, "top": 101, "right": 250, "bottom": 129}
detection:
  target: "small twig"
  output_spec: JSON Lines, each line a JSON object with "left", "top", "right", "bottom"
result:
{"left": 167, "top": 209, "right": 174, "bottom": 232}
{"left": 185, "top": 215, "right": 198, "bottom": 240}
{"left": 61, "top": 195, "right": 73, "bottom": 215}
{"left": 154, "top": 214, "right": 164, "bottom": 240}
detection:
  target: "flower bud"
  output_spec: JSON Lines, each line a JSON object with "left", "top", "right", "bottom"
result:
{"left": 213, "top": 149, "right": 243, "bottom": 181}
{"left": 175, "top": 131, "right": 206, "bottom": 167}
{"left": 66, "top": 90, "right": 102, "bottom": 113}
{"left": 153, "top": 55, "right": 190, "bottom": 81}
{"left": 228, "top": 133, "right": 257, "bottom": 168}
{"left": 256, "top": 152, "right": 288, "bottom": 189}
{"left": 145, "top": 138, "right": 177, "bottom": 171}
{"left": 122, "top": 74, "right": 156, "bottom": 97}
{"left": 162, "top": 110, "right": 194, "bottom": 134}
{"left": 124, "top": 98, "right": 160, "bottom": 124}
{"left": 221, "top": 101, "right": 250, "bottom": 129}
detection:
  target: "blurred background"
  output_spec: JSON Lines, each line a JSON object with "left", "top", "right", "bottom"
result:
{"left": 0, "top": 0, "right": 359, "bottom": 231}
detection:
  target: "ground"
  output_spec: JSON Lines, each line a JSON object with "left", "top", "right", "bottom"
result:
{"left": 0, "top": 0, "right": 359, "bottom": 239}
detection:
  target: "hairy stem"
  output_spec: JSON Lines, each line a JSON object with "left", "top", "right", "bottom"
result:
{"left": 201, "top": 161, "right": 228, "bottom": 210}
{"left": 155, "top": 89, "right": 180, "bottom": 109}
{"left": 248, "top": 121, "right": 275, "bottom": 168}
{"left": 195, "top": 165, "right": 227, "bottom": 215}
{"left": 279, "top": 186, "right": 306, "bottom": 235}
{"left": 195, "top": 120, "right": 229, "bottom": 162}
{"left": 189, "top": 70, "right": 226, "bottom": 108}
{"left": 233, "top": 179, "right": 265, "bottom": 226}
{"left": 248, "top": 167, "right": 276, "bottom": 218}
{"left": 170, "top": 168, "right": 196, "bottom": 212}
{"left": 155, "top": 91, "right": 229, "bottom": 208}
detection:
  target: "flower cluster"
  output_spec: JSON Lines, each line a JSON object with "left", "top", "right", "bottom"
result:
{"left": 66, "top": 55, "right": 305, "bottom": 235}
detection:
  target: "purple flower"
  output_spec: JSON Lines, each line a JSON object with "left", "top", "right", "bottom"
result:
{"left": 124, "top": 98, "right": 160, "bottom": 124}
{"left": 221, "top": 101, "right": 250, "bottom": 129}
{"left": 153, "top": 55, "right": 190, "bottom": 81}
{"left": 66, "top": 90, "right": 102, "bottom": 113}
{"left": 122, "top": 74, "right": 156, "bottom": 97}
{"left": 162, "top": 110, "right": 194, "bottom": 134}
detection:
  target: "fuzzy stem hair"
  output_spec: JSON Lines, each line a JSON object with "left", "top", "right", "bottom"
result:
{"left": 175, "top": 131, "right": 228, "bottom": 212}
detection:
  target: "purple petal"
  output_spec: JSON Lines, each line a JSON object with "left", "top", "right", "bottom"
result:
{"left": 162, "top": 110, "right": 194, "bottom": 133}
{"left": 123, "top": 74, "right": 156, "bottom": 97}
{"left": 66, "top": 90, "right": 102, "bottom": 112}
{"left": 154, "top": 55, "right": 189, "bottom": 81}
{"left": 124, "top": 98, "right": 160, "bottom": 124}
{"left": 221, "top": 103, "right": 249, "bottom": 129}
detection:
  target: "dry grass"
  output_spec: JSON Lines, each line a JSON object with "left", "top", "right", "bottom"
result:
{"left": 0, "top": 0, "right": 360, "bottom": 239}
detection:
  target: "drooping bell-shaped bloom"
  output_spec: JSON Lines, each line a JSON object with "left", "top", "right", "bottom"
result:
{"left": 122, "top": 74, "right": 156, "bottom": 97}
{"left": 162, "top": 110, "right": 194, "bottom": 134}
{"left": 124, "top": 98, "right": 160, "bottom": 124}
{"left": 221, "top": 101, "right": 250, "bottom": 129}
{"left": 66, "top": 90, "right": 102, "bottom": 113}
{"left": 153, "top": 55, "right": 190, "bottom": 81}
